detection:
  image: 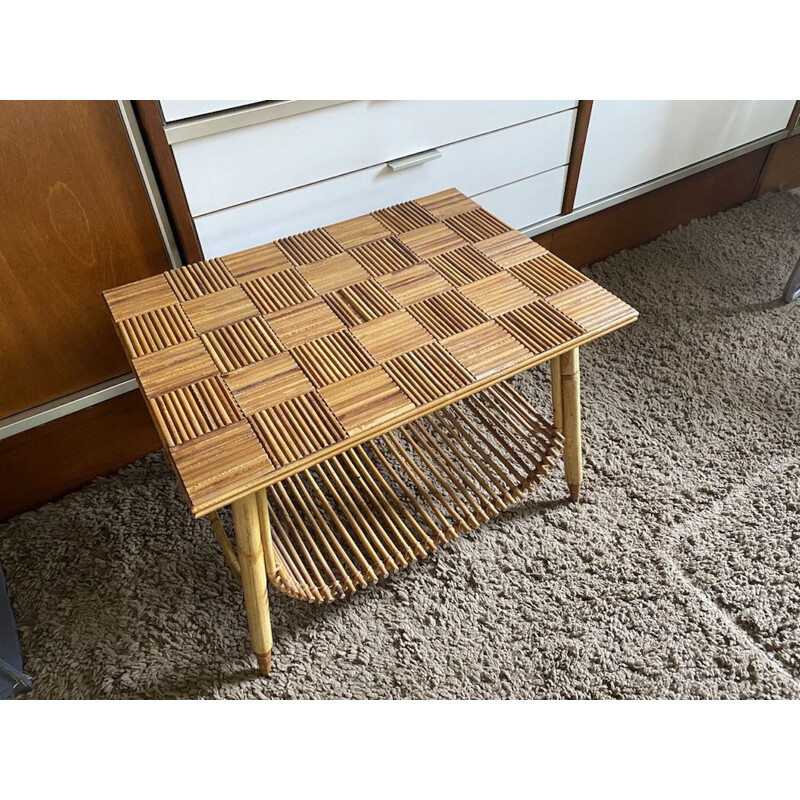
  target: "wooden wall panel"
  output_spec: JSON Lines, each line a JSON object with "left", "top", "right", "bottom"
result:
{"left": 561, "top": 100, "right": 593, "bottom": 214}
{"left": 754, "top": 134, "right": 800, "bottom": 197}
{"left": 0, "top": 392, "right": 160, "bottom": 522}
{"left": 0, "top": 101, "right": 172, "bottom": 418}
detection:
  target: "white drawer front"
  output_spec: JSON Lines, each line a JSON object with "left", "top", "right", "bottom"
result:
{"left": 175, "top": 99, "right": 576, "bottom": 216}
{"left": 196, "top": 110, "right": 575, "bottom": 257}
{"left": 472, "top": 167, "right": 567, "bottom": 230}
{"left": 159, "top": 100, "right": 263, "bottom": 122}
{"left": 576, "top": 100, "right": 795, "bottom": 208}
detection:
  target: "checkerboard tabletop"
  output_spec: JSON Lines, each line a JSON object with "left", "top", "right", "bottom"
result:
{"left": 104, "top": 188, "right": 637, "bottom": 517}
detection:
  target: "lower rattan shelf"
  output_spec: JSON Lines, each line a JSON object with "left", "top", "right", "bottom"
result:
{"left": 211, "top": 381, "right": 563, "bottom": 604}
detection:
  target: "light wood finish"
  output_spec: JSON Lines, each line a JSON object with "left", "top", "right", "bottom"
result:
{"left": 208, "top": 510, "right": 241, "bottom": 583}
{"left": 550, "top": 358, "right": 563, "bottom": 432}
{"left": 559, "top": 348, "right": 582, "bottom": 502}
{"left": 104, "top": 188, "right": 631, "bottom": 673}
{"left": 105, "top": 189, "right": 637, "bottom": 518}
{"left": 231, "top": 493, "right": 272, "bottom": 675}
{"left": 0, "top": 101, "right": 173, "bottom": 418}
{"left": 210, "top": 383, "right": 563, "bottom": 605}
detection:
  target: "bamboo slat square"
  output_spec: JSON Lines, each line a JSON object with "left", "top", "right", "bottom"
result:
{"left": 458, "top": 271, "right": 539, "bottom": 318}
{"left": 134, "top": 339, "right": 219, "bottom": 398}
{"left": 201, "top": 316, "right": 283, "bottom": 373}
{"left": 442, "top": 321, "right": 532, "bottom": 380}
{"left": 119, "top": 304, "right": 194, "bottom": 357}
{"left": 443, "top": 207, "right": 512, "bottom": 243}
{"left": 378, "top": 263, "right": 451, "bottom": 305}
{"left": 352, "top": 310, "right": 434, "bottom": 363}
{"left": 266, "top": 298, "right": 344, "bottom": 348}
{"left": 397, "top": 222, "right": 467, "bottom": 260}
{"left": 323, "top": 279, "right": 400, "bottom": 327}
{"left": 416, "top": 188, "right": 479, "bottom": 220}
{"left": 474, "top": 231, "right": 547, "bottom": 269}
{"left": 508, "top": 252, "right": 587, "bottom": 297}
{"left": 372, "top": 201, "right": 437, "bottom": 234}
{"left": 165, "top": 258, "right": 237, "bottom": 301}
{"left": 324, "top": 214, "right": 391, "bottom": 249}
{"left": 297, "top": 253, "right": 370, "bottom": 294}
{"left": 182, "top": 286, "right": 259, "bottom": 334}
{"left": 546, "top": 282, "right": 638, "bottom": 333}
{"left": 318, "top": 367, "right": 414, "bottom": 433}
{"left": 225, "top": 352, "right": 313, "bottom": 415}
{"left": 104, "top": 188, "right": 638, "bottom": 516}
{"left": 104, "top": 274, "right": 178, "bottom": 320}
{"left": 221, "top": 242, "right": 294, "bottom": 280}
{"left": 291, "top": 330, "right": 376, "bottom": 389}
{"left": 241, "top": 269, "right": 316, "bottom": 315}
{"left": 169, "top": 421, "right": 274, "bottom": 511}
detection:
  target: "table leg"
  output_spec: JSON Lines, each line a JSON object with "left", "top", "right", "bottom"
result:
{"left": 231, "top": 492, "right": 273, "bottom": 675}
{"left": 549, "top": 358, "right": 563, "bottom": 432}
{"left": 559, "top": 347, "right": 583, "bottom": 502}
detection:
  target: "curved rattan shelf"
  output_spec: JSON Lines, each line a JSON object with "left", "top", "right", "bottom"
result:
{"left": 212, "top": 381, "right": 562, "bottom": 603}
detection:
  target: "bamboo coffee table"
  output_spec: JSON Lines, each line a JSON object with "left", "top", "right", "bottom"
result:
{"left": 104, "top": 188, "right": 637, "bottom": 675}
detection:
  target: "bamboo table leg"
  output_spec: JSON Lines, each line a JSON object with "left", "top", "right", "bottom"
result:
{"left": 549, "top": 358, "right": 563, "bottom": 432}
{"left": 231, "top": 493, "right": 273, "bottom": 675}
{"left": 559, "top": 347, "right": 583, "bottom": 502}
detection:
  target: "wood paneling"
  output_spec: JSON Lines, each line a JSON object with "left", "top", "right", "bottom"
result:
{"left": 0, "top": 392, "right": 160, "bottom": 522}
{"left": 133, "top": 101, "right": 204, "bottom": 264}
{"left": 535, "top": 145, "right": 771, "bottom": 268}
{"left": 753, "top": 133, "right": 800, "bottom": 197}
{"left": 786, "top": 101, "right": 800, "bottom": 135}
{"left": 0, "top": 101, "right": 172, "bottom": 418}
{"left": 561, "top": 100, "right": 593, "bottom": 214}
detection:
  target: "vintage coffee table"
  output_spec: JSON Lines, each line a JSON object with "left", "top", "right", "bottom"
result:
{"left": 104, "top": 188, "right": 637, "bottom": 675}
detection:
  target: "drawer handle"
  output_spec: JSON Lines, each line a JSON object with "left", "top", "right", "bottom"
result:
{"left": 386, "top": 148, "right": 442, "bottom": 172}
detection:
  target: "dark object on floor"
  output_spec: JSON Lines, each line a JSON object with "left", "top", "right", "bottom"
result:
{"left": 0, "top": 566, "right": 32, "bottom": 698}
{"left": 783, "top": 254, "right": 800, "bottom": 303}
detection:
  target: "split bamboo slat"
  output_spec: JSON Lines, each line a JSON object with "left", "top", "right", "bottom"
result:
{"left": 253, "top": 382, "right": 563, "bottom": 603}
{"left": 104, "top": 188, "right": 638, "bottom": 519}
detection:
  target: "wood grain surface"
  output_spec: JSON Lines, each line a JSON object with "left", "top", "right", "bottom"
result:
{"left": 0, "top": 101, "right": 172, "bottom": 418}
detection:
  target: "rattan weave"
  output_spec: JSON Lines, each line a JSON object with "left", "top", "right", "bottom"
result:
{"left": 104, "top": 189, "right": 636, "bottom": 519}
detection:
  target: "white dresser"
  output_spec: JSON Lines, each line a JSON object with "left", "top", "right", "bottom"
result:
{"left": 158, "top": 99, "right": 796, "bottom": 259}
{"left": 574, "top": 100, "right": 795, "bottom": 208}
{"left": 162, "top": 100, "right": 577, "bottom": 258}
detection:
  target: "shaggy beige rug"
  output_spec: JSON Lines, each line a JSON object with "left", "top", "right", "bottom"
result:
{"left": 2, "top": 191, "right": 799, "bottom": 699}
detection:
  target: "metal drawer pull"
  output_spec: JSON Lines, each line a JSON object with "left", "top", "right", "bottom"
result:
{"left": 386, "top": 148, "right": 442, "bottom": 171}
